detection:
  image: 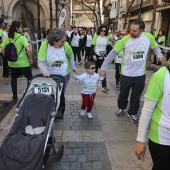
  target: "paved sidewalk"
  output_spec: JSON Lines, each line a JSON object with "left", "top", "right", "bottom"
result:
{"left": 0, "top": 63, "right": 153, "bottom": 170}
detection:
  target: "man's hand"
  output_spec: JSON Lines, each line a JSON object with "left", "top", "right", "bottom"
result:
{"left": 156, "top": 55, "right": 165, "bottom": 63}
{"left": 43, "top": 72, "right": 50, "bottom": 77}
{"left": 29, "top": 59, "right": 33, "bottom": 65}
{"left": 99, "top": 69, "right": 105, "bottom": 77}
{"left": 135, "top": 141, "right": 146, "bottom": 160}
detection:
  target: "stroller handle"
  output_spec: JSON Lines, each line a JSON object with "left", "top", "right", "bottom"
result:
{"left": 31, "top": 74, "right": 65, "bottom": 84}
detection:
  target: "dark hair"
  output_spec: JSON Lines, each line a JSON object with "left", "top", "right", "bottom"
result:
{"left": 159, "top": 29, "right": 165, "bottom": 36}
{"left": 97, "top": 25, "right": 108, "bottom": 36}
{"left": 68, "top": 25, "right": 73, "bottom": 29}
{"left": 132, "top": 20, "right": 145, "bottom": 30}
{"left": 86, "top": 28, "right": 92, "bottom": 35}
{"left": 85, "top": 61, "right": 95, "bottom": 69}
{"left": 8, "top": 20, "right": 22, "bottom": 38}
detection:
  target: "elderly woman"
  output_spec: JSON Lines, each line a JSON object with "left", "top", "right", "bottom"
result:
{"left": 38, "top": 28, "right": 78, "bottom": 119}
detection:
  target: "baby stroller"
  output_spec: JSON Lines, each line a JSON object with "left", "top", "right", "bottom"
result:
{"left": 0, "top": 74, "right": 64, "bottom": 170}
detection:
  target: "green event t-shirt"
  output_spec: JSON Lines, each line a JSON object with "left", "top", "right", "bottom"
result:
{"left": 1, "top": 32, "right": 30, "bottom": 67}
{"left": 38, "top": 40, "right": 74, "bottom": 75}
{"left": 144, "top": 67, "right": 170, "bottom": 145}
{"left": 113, "top": 32, "right": 158, "bottom": 76}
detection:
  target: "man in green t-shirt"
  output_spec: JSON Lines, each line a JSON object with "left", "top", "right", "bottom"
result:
{"left": 99, "top": 20, "right": 164, "bottom": 123}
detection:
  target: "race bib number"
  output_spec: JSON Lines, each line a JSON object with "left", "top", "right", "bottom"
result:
{"left": 131, "top": 51, "right": 145, "bottom": 62}
{"left": 34, "top": 83, "right": 52, "bottom": 95}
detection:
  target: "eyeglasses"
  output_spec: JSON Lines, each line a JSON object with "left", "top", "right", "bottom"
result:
{"left": 89, "top": 67, "right": 95, "bottom": 70}
{"left": 101, "top": 30, "right": 106, "bottom": 32}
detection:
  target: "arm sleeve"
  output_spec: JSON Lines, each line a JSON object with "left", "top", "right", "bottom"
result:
{"left": 37, "top": 60, "right": 48, "bottom": 72}
{"left": 73, "top": 73, "right": 83, "bottom": 82}
{"left": 153, "top": 46, "right": 163, "bottom": 57}
{"left": 101, "top": 49, "right": 119, "bottom": 70}
{"left": 136, "top": 99, "right": 157, "bottom": 142}
{"left": 69, "top": 57, "right": 76, "bottom": 70}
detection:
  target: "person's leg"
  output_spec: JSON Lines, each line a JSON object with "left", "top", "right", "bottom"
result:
{"left": 128, "top": 75, "right": 145, "bottom": 116}
{"left": 81, "top": 94, "right": 88, "bottom": 110}
{"left": 87, "top": 47, "right": 91, "bottom": 61}
{"left": 77, "top": 47, "right": 82, "bottom": 63}
{"left": 21, "top": 67, "right": 32, "bottom": 86}
{"left": 99, "top": 59, "right": 107, "bottom": 89}
{"left": 115, "top": 63, "right": 120, "bottom": 85}
{"left": 2, "top": 55, "right": 9, "bottom": 77}
{"left": 118, "top": 75, "right": 133, "bottom": 110}
{"left": 10, "top": 67, "right": 20, "bottom": 100}
{"left": 57, "top": 74, "right": 70, "bottom": 119}
{"left": 86, "top": 93, "right": 96, "bottom": 112}
{"left": 149, "top": 139, "right": 170, "bottom": 170}
{"left": 72, "top": 46, "right": 77, "bottom": 62}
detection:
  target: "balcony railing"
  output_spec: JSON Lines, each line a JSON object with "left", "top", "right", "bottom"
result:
{"left": 130, "top": 0, "right": 153, "bottom": 12}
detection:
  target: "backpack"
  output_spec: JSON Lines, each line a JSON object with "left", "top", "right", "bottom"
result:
{"left": 4, "top": 35, "right": 23, "bottom": 62}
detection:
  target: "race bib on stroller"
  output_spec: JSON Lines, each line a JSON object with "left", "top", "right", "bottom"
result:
{"left": 34, "top": 83, "right": 52, "bottom": 95}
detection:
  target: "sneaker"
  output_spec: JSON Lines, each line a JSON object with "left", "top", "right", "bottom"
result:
{"left": 80, "top": 109, "right": 85, "bottom": 116}
{"left": 116, "top": 84, "right": 120, "bottom": 90}
{"left": 102, "top": 87, "right": 109, "bottom": 93}
{"left": 127, "top": 114, "right": 138, "bottom": 123}
{"left": 116, "top": 109, "right": 126, "bottom": 116}
{"left": 86, "top": 112, "right": 92, "bottom": 119}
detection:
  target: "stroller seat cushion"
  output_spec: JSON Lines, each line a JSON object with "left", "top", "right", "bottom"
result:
{"left": 25, "top": 125, "right": 46, "bottom": 135}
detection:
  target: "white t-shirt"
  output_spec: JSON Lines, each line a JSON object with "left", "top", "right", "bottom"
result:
{"left": 73, "top": 72, "right": 104, "bottom": 94}
{"left": 114, "top": 32, "right": 157, "bottom": 76}
{"left": 71, "top": 34, "right": 81, "bottom": 47}
{"left": 66, "top": 30, "right": 73, "bottom": 38}
{"left": 86, "top": 35, "right": 92, "bottom": 47}
{"left": 144, "top": 67, "right": 170, "bottom": 145}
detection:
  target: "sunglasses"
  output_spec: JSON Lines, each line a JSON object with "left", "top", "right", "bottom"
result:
{"left": 60, "top": 40, "right": 65, "bottom": 43}
{"left": 89, "top": 67, "right": 95, "bottom": 70}
{"left": 120, "top": 34, "right": 125, "bottom": 35}
{"left": 101, "top": 30, "right": 106, "bottom": 32}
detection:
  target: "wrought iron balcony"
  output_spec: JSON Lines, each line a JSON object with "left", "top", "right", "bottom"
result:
{"left": 129, "top": 0, "right": 153, "bottom": 12}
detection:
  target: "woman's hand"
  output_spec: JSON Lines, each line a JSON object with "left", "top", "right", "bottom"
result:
{"left": 73, "top": 68, "right": 78, "bottom": 74}
{"left": 135, "top": 141, "right": 146, "bottom": 160}
{"left": 93, "top": 55, "right": 97, "bottom": 61}
{"left": 43, "top": 72, "right": 50, "bottom": 77}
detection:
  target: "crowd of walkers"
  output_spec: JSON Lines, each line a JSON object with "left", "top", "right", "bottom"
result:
{"left": 1, "top": 18, "right": 170, "bottom": 170}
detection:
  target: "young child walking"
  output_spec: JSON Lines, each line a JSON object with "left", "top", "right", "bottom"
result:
{"left": 73, "top": 61, "right": 104, "bottom": 119}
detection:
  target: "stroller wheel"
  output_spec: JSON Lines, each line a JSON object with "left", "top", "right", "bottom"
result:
{"left": 58, "top": 144, "right": 64, "bottom": 160}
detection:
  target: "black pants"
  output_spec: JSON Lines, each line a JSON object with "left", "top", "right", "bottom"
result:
{"left": 57, "top": 74, "right": 70, "bottom": 118}
{"left": 118, "top": 74, "right": 145, "bottom": 115}
{"left": 167, "top": 51, "right": 170, "bottom": 61}
{"left": 115, "top": 63, "right": 121, "bottom": 85}
{"left": 71, "top": 46, "right": 81, "bottom": 62}
{"left": 10, "top": 67, "right": 32, "bottom": 100}
{"left": 1, "top": 54, "right": 9, "bottom": 77}
{"left": 95, "top": 56, "right": 107, "bottom": 88}
{"left": 85, "top": 47, "right": 91, "bottom": 61}
{"left": 149, "top": 139, "right": 170, "bottom": 170}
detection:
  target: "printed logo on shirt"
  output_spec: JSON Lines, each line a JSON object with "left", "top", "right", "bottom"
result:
{"left": 51, "top": 60, "right": 63, "bottom": 67}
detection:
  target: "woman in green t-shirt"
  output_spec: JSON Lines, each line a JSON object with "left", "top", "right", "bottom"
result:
{"left": 1, "top": 20, "right": 32, "bottom": 101}
{"left": 38, "top": 28, "right": 78, "bottom": 119}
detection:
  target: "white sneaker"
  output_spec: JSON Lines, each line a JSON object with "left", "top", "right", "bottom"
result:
{"left": 86, "top": 112, "right": 92, "bottom": 119}
{"left": 80, "top": 109, "right": 85, "bottom": 116}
